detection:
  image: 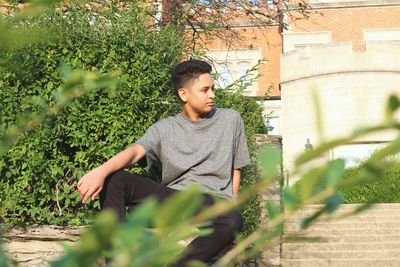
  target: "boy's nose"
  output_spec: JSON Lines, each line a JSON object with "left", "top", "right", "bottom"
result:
{"left": 209, "top": 90, "right": 215, "bottom": 99}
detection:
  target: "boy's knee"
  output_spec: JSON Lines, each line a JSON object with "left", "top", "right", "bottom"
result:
{"left": 228, "top": 211, "right": 244, "bottom": 233}
{"left": 217, "top": 210, "right": 243, "bottom": 237}
{"left": 102, "top": 170, "right": 129, "bottom": 194}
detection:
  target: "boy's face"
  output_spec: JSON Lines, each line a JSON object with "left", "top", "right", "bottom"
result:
{"left": 179, "top": 73, "right": 215, "bottom": 115}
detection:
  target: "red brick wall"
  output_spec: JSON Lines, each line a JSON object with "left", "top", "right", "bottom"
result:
{"left": 288, "top": 5, "right": 400, "bottom": 51}
{"left": 202, "top": 4, "right": 400, "bottom": 98}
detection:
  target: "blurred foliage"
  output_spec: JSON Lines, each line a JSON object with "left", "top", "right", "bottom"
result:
{"left": 2, "top": 0, "right": 400, "bottom": 266}
{"left": 52, "top": 188, "right": 208, "bottom": 267}
{"left": 0, "top": 0, "right": 266, "bottom": 238}
{"left": 0, "top": 238, "right": 13, "bottom": 267}
{"left": 294, "top": 159, "right": 400, "bottom": 204}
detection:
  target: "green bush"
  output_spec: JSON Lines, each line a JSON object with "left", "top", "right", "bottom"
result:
{"left": 0, "top": 3, "right": 266, "bottom": 234}
{"left": 293, "top": 160, "right": 400, "bottom": 204}
{"left": 340, "top": 162, "right": 400, "bottom": 203}
{"left": 0, "top": 3, "right": 184, "bottom": 226}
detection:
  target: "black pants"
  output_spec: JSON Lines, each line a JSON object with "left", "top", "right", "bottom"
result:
{"left": 100, "top": 170, "right": 243, "bottom": 266}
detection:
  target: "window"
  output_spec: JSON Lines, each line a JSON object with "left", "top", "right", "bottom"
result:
{"left": 364, "top": 28, "right": 400, "bottom": 42}
{"left": 207, "top": 49, "right": 262, "bottom": 96}
{"left": 237, "top": 61, "right": 252, "bottom": 84}
{"left": 218, "top": 63, "right": 234, "bottom": 88}
{"left": 282, "top": 32, "right": 331, "bottom": 53}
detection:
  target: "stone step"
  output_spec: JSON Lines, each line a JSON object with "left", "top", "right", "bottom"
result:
{"left": 282, "top": 242, "right": 400, "bottom": 251}
{"left": 282, "top": 250, "right": 400, "bottom": 259}
{"left": 292, "top": 203, "right": 400, "bottom": 211}
{"left": 283, "top": 241, "right": 400, "bottom": 251}
{"left": 285, "top": 216, "right": 400, "bottom": 223}
{"left": 3, "top": 225, "right": 83, "bottom": 242}
{"left": 282, "top": 204, "right": 400, "bottom": 267}
{"left": 284, "top": 228, "right": 400, "bottom": 235}
{"left": 285, "top": 221, "right": 400, "bottom": 230}
{"left": 282, "top": 258, "right": 400, "bottom": 267}
{"left": 287, "top": 204, "right": 400, "bottom": 216}
{"left": 287, "top": 211, "right": 400, "bottom": 219}
{"left": 283, "top": 234, "right": 400, "bottom": 243}
{"left": 287, "top": 210, "right": 400, "bottom": 218}
{"left": 5, "top": 240, "right": 74, "bottom": 253}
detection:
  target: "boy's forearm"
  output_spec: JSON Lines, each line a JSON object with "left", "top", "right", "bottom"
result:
{"left": 100, "top": 144, "right": 145, "bottom": 174}
{"left": 232, "top": 169, "right": 241, "bottom": 195}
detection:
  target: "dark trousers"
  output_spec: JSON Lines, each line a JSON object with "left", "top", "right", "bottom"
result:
{"left": 100, "top": 170, "right": 243, "bottom": 266}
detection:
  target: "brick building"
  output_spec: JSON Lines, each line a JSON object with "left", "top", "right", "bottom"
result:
{"left": 203, "top": 0, "right": 400, "bottom": 90}
{"left": 202, "top": 0, "right": 400, "bottom": 179}
{"left": 203, "top": 0, "right": 400, "bottom": 137}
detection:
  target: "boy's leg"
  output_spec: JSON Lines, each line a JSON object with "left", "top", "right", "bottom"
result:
{"left": 172, "top": 195, "right": 244, "bottom": 266}
{"left": 100, "top": 173, "right": 242, "bottom": 265}
{"left": 99, "top": 170, "right": 176, "bottom": 222}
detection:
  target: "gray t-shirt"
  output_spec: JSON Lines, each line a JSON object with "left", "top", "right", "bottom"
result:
{"left": 135, "top": 108, "right": 251, "bottom": 198}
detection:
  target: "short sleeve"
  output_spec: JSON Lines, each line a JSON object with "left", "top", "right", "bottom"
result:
{"left": 233, "top": 115, "right": 251, "bottom": 169}
{"left": 135, "top": 125, "right": 161, "bottom": 158}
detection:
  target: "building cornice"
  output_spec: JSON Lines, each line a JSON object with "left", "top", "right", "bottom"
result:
{"left": 305, "top": 0, "right": 400, "bottom": 9}
{"left": 281, "top": 70, "right": 400, "bottom": 85}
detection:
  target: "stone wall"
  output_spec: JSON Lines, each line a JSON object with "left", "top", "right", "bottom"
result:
{"left": 281, "top": 42, "right": 400, "bottom": 183}
{"left": 2, "top": 225, "right": 85, "bottom": 267}
{"left": 255, "top": 134, "right": 283, "bottom": 267}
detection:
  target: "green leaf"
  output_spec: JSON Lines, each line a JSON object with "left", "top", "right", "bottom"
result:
{"left": 258, "top": 148, "right": 281, "bottom": 179}
{"left": 0, "top": 238, "right": 11, "bottom": 267}
{"left": 353, "top": 203, "right": 373, "bottom": 214}
{"left": 325, "top": 159, "right": 345, "bottom": 188}
{"left": 266, "top": 200, "right": 280, "bottom": 219}
{"left": 123, "top": 198, "right": 158, "bottom": 231}
{"left": 312, "top": 91, "right": 324, "bottom": 140}
{"left": 385, "top": 94, "right": 400, "bottom": 121}
{"left": 266, "top": 200, "right": 283, "bottom": 233}
{"left": 300, "top": 206, "right": 327, "bottom": 229}
{"left": 367, "top": 138, "right": 400, "bottom": 163}
{"left": 282, "top": 186, "right": 299, "bottom": 211}
{"left": 51, "top": 209, "right": 119, "bottom": 267}
{"left": 297, "top": 166, "right": 326, "bottom": 201}
{"left": 324, "top": 193, "right": 343, "bottom": 214}
{"left": 154, "top": 187, "right": 202, "bottom": 231}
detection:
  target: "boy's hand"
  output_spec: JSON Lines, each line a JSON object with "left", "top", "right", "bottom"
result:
{"left": 77, "top": 167, "right": 107, "bottom": 203}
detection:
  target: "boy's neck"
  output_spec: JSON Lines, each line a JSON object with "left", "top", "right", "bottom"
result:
{"left": 181, "top": 108, "right": 206, "bottom": 121}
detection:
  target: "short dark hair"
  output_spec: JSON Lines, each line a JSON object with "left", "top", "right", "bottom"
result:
{"left": 171, "top": 59, "right": 212, "bottom": 98}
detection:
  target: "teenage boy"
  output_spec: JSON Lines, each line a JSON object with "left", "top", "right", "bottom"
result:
{"left": 77, "top": 59, "right": 251, "bottom": 266}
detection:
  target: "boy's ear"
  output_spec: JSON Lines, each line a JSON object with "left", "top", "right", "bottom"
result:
{"left": 178, "top": 88, "right": 188, "bottom": 102}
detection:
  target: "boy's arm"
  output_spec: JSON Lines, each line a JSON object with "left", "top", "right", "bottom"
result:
{"left": 77, "top": 144, "right": 146, "bottom": 203}
{"left": 232, "top": 169, "right": 241, "bottom": 196}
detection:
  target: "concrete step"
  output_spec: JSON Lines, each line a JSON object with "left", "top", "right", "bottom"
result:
{"left": 285, "top": 221, "right": 400, "bottom": 230}
{"left": 292, "top": 203, "right": 400, "bottom": 211}
{"left": 282, "top": 258, "right": 400, "bottom": 267}
{"left": 287, "top": 203, "right": 400, "bottom": 216}
{"left": 285, "top": 216, "right": 400, "bottom": 223}
{"left": 282, "top": 204, "right": 400, "bottom": 267}
{"left": 287, "top": 211, "right": 400, "bottom": 219}
{"left": 282, "top": 250, "right": 400, "bottom": 259}
{"left": 283, "top": 242, "right": 400, "bottom": 251}
{"left": 283, "top": 234, "right": 400, "bottom": 243}
{"left": 284, "top": 228, "right": 400, "bottom": 235}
